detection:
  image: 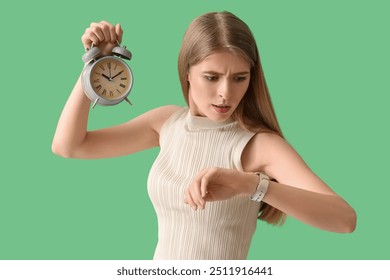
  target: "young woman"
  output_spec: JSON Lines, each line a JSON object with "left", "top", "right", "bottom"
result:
{"left": 52, "top": 11, "right": 356, "bottom": 260}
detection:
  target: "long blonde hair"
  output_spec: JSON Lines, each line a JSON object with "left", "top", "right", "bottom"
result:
{"left": 178, "top": 11, "right": 286, "bottom": 225}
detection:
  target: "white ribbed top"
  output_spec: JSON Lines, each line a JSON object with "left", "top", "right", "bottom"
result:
{"left": 147, "top": 107, "right": 261, "bottom": 259}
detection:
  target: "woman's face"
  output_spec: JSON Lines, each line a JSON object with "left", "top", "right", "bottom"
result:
{"left": 187, "top": 51, "right": 251, "bottom": 122}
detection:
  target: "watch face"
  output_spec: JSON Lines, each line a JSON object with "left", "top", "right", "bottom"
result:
{"left": 90, "top": 57, "right": 133, "bottom": 100}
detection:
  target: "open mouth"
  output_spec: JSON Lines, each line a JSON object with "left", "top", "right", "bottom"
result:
{"left": 212, "top": 104, "right": 231, "bottom": 113}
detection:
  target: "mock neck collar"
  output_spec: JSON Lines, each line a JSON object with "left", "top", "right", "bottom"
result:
{"left": 186, "top": 109, "right": 236, "bottom": 130}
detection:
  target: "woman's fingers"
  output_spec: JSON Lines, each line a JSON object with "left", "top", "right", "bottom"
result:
{"left": 81, "top": 31, "right": 97, "bottom": 49}
{"left": 184, "top": 169, "right": 213, "bottom": 210}
{"left": 200, "top": 169, "right": 213, "bottom": 198}
{"left": 116, "top": 23, "right": 123, "bottom": 44}
{"left": 108, "top": 23, "right": 117, "bottom": 43}
{"left": 81, "top": 21, "right": 122, "bottom": 51}
{"left": 89, "top": 24, "right": 105, "bottom": 42}
{"left": 184, "top": 188, "right": 201, "bottom": 210}
{"left": 188, "top": 182, "right": 205, "bottom": 210}
{"left": 91, "top": 21, "right": 112, "bottom": 42}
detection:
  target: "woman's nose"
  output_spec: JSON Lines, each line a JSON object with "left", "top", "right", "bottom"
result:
{"left": 218, "top": 80, "right": 231, "bottom": 100}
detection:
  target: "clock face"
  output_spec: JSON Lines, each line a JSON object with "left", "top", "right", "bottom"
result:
{"left": 90, "top": 57, "right": 132, "bottom": 100}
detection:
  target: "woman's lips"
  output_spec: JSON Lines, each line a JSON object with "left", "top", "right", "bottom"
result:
{"left": 212, "top": 104, "right": 231, "bottom": 113}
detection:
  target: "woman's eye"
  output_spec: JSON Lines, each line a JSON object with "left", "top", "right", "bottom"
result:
{"left": 205, "top": 76, "right": 218, "bottom": 81}
{"left": 234, "top": 76, "right": 247, "bottom": 82}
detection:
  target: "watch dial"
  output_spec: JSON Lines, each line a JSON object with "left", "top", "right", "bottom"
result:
{"left": 90, "top": 57, "right": 132, "bottom": 100}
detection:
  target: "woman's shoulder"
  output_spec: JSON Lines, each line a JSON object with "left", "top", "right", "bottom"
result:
{"left": 242, "top": 131, "right": 288, "bottom": 172}
{"left": 147, "top": 105, "right": 184, "bottom": 135}
{"left": 149, "top": 105, "right": 183, "bottom": 117}
{"left": 252, "top": 131, "right": 286, "bottom": 148}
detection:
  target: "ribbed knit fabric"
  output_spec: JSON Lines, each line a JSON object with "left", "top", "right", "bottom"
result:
{"left": 147, "top": 107, "right": 261, "bottom": 259}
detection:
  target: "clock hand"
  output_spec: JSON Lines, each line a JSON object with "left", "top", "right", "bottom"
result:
{"left": 101, "top": 73, "right": 112, "bottom": 81}
{"left": 111, "top": 70, "right": 124, "bottom": 80}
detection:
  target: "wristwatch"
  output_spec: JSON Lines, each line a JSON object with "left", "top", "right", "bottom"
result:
{"left": 250, "top": 172, "right": 270, "bottom": 203}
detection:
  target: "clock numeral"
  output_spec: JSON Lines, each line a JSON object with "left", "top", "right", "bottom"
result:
{"left": 114, "top": 64, "right": 118, "bottom": 70}
{"left": 107, "top": 62, "right": 111, "bottom": 69}
{"left": 121, "top": 77, "right": 127, "bottom": 80}
{"left": 116, "top": 89, "right": 121, "bottom": 94}
{"left": 93, "top": 79, "right": 100, "bottom": 83}
{"left": 99, "top": 65, "right": 105, "bottom": 71}
{"left": 109, "top": 91, "right": 114, "bottom": 97}
{"left": 96, "top": 85, "right": 102, "bottom": 91}
{"left": 120, "top": 83, "right": 126, "bottom": 88}
{"left": 102, "top": 89, "right": 107, "bottom": 96}
{"left": 95, "top": 71, "right": 102, "bottom": 75}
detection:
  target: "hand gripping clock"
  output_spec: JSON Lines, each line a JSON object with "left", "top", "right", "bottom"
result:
{"left": 81, "top": 42, "right": 134, "bottom": 108}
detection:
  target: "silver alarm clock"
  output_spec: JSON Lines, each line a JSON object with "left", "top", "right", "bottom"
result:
{"left": 81, "top": 42, "right": 134, "bottom": 108}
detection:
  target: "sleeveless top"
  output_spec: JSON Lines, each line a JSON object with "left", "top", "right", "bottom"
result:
{"left": 147, "top": 107, "right": 261, "bottom": 259}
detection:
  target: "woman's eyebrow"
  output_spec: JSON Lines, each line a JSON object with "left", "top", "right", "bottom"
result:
{"left": 202, "top": 71, "right": 250, "bottom": 75}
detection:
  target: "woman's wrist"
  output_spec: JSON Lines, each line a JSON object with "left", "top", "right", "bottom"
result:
{"left": 249, "top": 172, "right": 270, "bottom": 203}
{"left": 242, "top": 172, "right": 263, "bottom": 196}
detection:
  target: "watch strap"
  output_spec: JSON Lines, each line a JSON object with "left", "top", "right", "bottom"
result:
{"left": 250, "top": 172, "right": 270, "bottom": 203}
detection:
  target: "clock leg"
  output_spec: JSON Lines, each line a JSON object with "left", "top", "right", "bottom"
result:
{"left": 124, "top": 97, "right": 133, "bottom": 106}
{"left": 92, "top": 98, "right": 100, "bottom": 109}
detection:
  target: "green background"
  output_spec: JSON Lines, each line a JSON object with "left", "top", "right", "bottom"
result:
{"left": 0, "top": 0, "right": 388, "bottom": 260}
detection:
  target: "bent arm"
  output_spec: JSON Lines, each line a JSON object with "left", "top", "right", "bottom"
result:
{"left": 52, "top": 72, "right": 180, "bottom": 159}
{"left": 52, "top": 21, "right": 181, "bottom": 159}
{"left": 242, "top": 133, "right": 357, "bottom": 233}
{"left": 263, "top": 181, "right": 356, "bottom": 233}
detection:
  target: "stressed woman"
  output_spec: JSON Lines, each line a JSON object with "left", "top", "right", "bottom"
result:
{"left": 52, "top": 12, "right": 356, "bottom": 260}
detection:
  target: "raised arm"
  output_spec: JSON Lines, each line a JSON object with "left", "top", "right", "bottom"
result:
{"left": 52, "top": 21, "right": 180, "bottom": 159}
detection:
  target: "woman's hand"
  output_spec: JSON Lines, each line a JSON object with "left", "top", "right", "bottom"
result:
{"left": 81, "top": 20, "right": 123, "bottom": 56}
{"left": 184, "top": 168, "right": 259, "bottom": 210}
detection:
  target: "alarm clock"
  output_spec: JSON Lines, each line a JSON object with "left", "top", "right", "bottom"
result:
{"left": 81, "top": 42, "right": 134, "bottom": 108}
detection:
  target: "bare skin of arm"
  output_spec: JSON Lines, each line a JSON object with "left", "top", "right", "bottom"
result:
{"left": 52, "top": 76, "right": 179, "bottom": 159}
{"left": 185, "top": 133, "right": 357, "bottom": 233}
